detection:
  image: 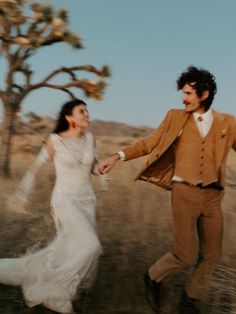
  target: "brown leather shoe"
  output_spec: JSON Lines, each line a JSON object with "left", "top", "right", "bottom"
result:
{"left": 143, "top": 271, "right": 162, "bottom": 312}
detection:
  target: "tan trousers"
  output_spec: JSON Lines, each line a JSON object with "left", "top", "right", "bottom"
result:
{"left": 149, "top": 182, "right": 224, "bottom": 300}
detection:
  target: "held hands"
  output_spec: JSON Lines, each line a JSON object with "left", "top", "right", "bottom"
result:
{"left": 99, "top": 153, "right": 120, "bottom": 174}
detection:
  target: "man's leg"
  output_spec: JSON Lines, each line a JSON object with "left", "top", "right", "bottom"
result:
{"left": 149, "top": 183, "right": 201, "bottom": 283}
{"left": 186, "top": 189, "right": 223, "bottom": 300}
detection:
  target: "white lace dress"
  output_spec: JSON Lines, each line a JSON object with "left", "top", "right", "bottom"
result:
{"left": 0, "top": 132, "right": 102, "bottom": 314}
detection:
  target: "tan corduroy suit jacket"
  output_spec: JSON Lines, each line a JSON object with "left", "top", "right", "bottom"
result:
{"left": 123, "top": 109, "right": 236, "bottom": 190}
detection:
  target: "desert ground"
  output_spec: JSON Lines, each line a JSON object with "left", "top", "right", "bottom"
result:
{"left": 0, "top": 122, "right": 236, "bottom": 314}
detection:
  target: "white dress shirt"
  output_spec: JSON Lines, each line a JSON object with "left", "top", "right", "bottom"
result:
{"left": 192, "top": 108, "right": 213, "bottom": 138}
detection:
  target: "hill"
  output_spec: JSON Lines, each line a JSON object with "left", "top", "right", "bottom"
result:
{"left": 0, "top": 112, "right": 153, "bottom": 138}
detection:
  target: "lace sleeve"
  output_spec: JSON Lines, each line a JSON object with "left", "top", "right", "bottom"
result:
{"left": 6, "top": 146, "right": 52, "bottom": 212}
{"left": 91, "top": 147, "right": 100, "bottom": 175}
{"left": 92, "top": 148, "right": 109, "bottom": 191}
{"left": 91, "top": 137, "right": 109, "bottom": 191}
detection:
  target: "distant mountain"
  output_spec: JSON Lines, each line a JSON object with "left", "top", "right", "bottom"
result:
{"left": 0, "top": 112, "right": 153, "bottom": 137}
{"left": 90, "top": 119, "right": 152, "bottom": 137}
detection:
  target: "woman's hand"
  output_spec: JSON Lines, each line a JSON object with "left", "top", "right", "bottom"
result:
{"left": 98, "top": 153, "right": 120, "bottom": 174}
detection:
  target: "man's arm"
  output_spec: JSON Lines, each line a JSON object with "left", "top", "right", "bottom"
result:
{"left": 99, "top": 110, "right": 173, "bottom": 174}
{"left": 123, "top": 109, "right": 173, "bottom": 161}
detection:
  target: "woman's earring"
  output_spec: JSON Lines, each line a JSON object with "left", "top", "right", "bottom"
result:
{"left": 71, "top": 121, "right": 77, "bottom": 129}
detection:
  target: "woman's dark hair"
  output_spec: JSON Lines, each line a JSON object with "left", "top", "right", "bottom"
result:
{"left": 176, "top": 66, "right": 217, "bottom": 110}
{"left": 54, "top": 98, "right": 87, "bottom": 133}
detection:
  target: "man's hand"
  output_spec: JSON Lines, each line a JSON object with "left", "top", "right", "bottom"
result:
{"left": 99, "top": 153, "right": 120, "bottom": 174}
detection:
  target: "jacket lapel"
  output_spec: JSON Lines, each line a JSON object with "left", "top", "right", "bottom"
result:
{"left": 161, "top": 110, "right": 190, "bottom": 153}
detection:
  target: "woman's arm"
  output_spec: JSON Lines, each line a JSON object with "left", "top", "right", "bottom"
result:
{"left": 6, "top": 136, "right": 54, "bottom": 213}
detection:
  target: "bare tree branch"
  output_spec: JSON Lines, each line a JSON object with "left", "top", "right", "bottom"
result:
{"left": 26, "top": 20, "right": 45, "bottom": 37}
{"left": 33, "top": 65, "right": 109, "bottom": 88}
{"left": 39, "top": 66, "right": 77, "bottom": 84}
{"left": 12, "top": 83, "right": 23, "bottom": 93}
{"left": 0, "top": 41, "right": 11, "bottom": 63}
{"left": 40, "top": 36, "right": 65, "bottom": 47}
{"left": 21, "top": 68, "right": 32, "bottom": 88}
{"left": 66, "top": 65, "right": 110, "bottom": 77}
{"left": 30, "top": 82, "right": 82, "bottom": 91}
{"left": 13, "top": 46, "right": 31, "bottom": 61}
{"left": 0, "top": 36, "right": 11, "bottom": 44}
{"left": 59, "top": 88, "right": 76, "bottom": 99}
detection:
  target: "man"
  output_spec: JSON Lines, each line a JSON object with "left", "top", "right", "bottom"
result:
{"left": 99, "top": 66, "right": 236, "bottom": 313}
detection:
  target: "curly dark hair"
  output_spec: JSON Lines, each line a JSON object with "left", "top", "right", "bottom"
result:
{"left": 176, "top": 66, "right": 217, "bottom": 110}
{"left": 54, "top": 98, "right": 87, "bottom": 134}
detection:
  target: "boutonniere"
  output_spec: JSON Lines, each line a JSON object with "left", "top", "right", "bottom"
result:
{"left": 221, "top": 129, "right": 227, "bottom": 138}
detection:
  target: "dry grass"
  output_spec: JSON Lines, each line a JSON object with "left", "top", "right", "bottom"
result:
{"left": 0, "top": 135, "right": 235, "bottom": 314}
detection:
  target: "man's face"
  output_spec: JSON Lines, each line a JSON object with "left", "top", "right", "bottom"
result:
{"left": 181, "top": 84, "right": 208, "bottom": 113}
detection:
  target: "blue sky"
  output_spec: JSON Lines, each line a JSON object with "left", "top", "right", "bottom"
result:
{"left": 1, "top": 0, "right": 236, "bottom": 127}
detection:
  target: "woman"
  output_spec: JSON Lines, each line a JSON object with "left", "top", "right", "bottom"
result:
{"left": 0, "top": 99, "right": 102, "bottom": 314}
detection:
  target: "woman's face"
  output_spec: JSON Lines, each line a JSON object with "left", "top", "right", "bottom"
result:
{"left": 68, "top": 104, "right": 90, "bottom": 129}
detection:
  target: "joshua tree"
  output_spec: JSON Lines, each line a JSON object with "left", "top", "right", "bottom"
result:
{"left": 0, "top": 0, "right": 110, "bottom": 177}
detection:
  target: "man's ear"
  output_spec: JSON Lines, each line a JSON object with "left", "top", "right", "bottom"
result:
{"left": 201, "top": 90, "right": 209, "bottom": 101}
